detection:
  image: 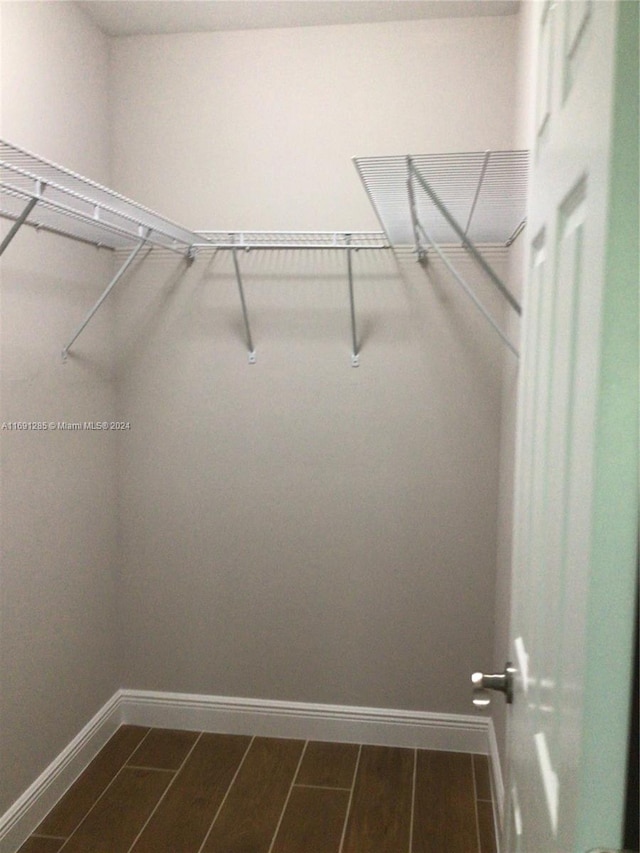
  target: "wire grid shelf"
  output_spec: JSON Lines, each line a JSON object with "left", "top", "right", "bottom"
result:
{"left": 193, "top": 231, "right": 389, "bottom": 250}
{"left": 353, "top": 150, "right": 529, "bottom": 248}
{"left": 0, "top": 139, "right": 209, "bottom": 254}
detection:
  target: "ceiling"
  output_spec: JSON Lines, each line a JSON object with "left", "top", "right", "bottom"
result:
{"left": 78, "top": 1, "right": 519, "bottom": 37}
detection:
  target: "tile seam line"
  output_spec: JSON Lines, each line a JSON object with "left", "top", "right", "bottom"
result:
{"left": 195, "top": 735, "right": 256, "bottom": 853}
{"left": 124, "top": 731, "right": 204, "bottom": 853}
{"left": 472, "top": 751, "right": 482, "bottom": 853}
{"left": 126, "top": 764, "right": 193, "bottom": 773}
{"left": 408, "top": 747, "right": 417, "bottom": 853}
{"left": 293, "top": 783, "right": 352, "bottom": 792}
{"left": 266, "top": 740, "right": 309, "bottom": 853}
{"left": 337, "top": 743, "right": 362, "bottom": 853}
{"left": 54, "top": 727, "right": 153, "bottom": 851}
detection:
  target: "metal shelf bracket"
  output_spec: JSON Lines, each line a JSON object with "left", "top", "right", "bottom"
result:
{"left": 408, "top": 159, "right": 521, "bottom": 316}
{"left": 61, "top": 231, "right": 149, "bottom": 361}
{"left": 417, "top": 219, "right": 518, "bottom": 357}
{"left": 406, "top": 158, "right": 427, "bottom": 262}
{"left": 0, "top": 193, "right": 40, "bottom": 256}
{"left": 231, "top": 246, "right": 256, "bottom": 364}
{"left": 506, "top": 218, "right": 527, "bottom": 247}
{"left": 462, "top": 150, "right": 491, "bottom": 243}
{"left": 346, "top": 235, "right": 360, "bottom": 367}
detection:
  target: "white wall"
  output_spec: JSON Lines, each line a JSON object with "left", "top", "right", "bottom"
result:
{"left": 109, "top": 17, "right": 518, "bottom": 229}
{"left": 109, "top": 16, "right": 518, "bottom": 713}
{"left": 0, "top": 1, "right": 120, "bottom": 813}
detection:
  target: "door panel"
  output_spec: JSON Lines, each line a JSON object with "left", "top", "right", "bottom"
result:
{"left": 506, "top": 2, "right": 638, "bottom": 851}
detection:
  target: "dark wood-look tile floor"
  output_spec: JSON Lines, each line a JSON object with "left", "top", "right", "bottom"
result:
{"left": 19, "top": 726, "right": 497, "bottom": 853}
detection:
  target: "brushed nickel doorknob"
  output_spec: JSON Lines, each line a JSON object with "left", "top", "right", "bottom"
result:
{"left": 471, "top": 663, "right": 515, "bottom": 706}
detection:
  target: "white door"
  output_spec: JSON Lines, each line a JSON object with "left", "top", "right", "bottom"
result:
{"left": 505, "top": 1, "right": 638, "bottom": 851}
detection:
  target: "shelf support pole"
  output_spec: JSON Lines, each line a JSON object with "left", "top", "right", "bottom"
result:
{"left": 61, "top": 232, "right": 149, "bottom": 361}
{"left": 231, "top": 247, "right": 256, "bottom": 364}
{"left": 406, "top": 158, "right": 426, "bottom": 261}
{"left": 462, "top": 149, "right": 490, "bottom": 242}
{"left": 506, "top": 218, "right": 527, "bottom": 247}
{"left": 346, "top": 235, "right": 359, "bottom": 367}
{"left": 408, "top": 159, "right": 521, "bottom": 315}
{"left": 417, "top": 220, "right": 518, "bottom": 357}
{"left": 0, "top": 196, "right": 39, "bottom": 256}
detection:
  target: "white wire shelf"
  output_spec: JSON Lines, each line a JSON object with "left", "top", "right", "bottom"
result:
{"left": 353, "top": 150, "right": 529, "bottom": 247}
{"left": 0, "top": 139, "right": 208, "bottom": 254}
{"left": 0, "top": 137, "right": 525, "bottom": 361}
{"left": 192, "top": 231, "right": 389, "bottom": 251}
{"left": 353, "top": 149, "right": 528, "bottom": 356}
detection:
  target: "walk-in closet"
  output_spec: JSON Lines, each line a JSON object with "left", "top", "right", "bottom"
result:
{"left": 2, "top": 2, "right": 637, "bottom": 852}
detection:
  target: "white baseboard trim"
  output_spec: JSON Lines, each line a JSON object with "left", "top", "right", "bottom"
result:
{"left": 119, "top": 689, "right": 491, "bottom": 753}
{"left": 0, "top": 692, "right": 121, "bottom": 853}
{"left": 1, "top": 689, "right": 496, "bottom": 853}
